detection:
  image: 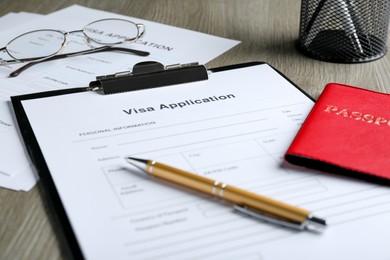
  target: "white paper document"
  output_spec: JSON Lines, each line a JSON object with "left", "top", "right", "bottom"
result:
{"left": 0, "top": 12, "right": 43, "bottom": 190}
{"left": 0, "top": 12, "right": 43, "bottom": 29}
{"left": 16, "top": 64, "right": 390, "bottom": 259}
{"left": 0, "top": 5, "right": 239, "bottom": 190}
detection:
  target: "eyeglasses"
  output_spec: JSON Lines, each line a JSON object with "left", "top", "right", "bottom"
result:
{"left": 0, "top": 18, "right": 149, "bottom": 77}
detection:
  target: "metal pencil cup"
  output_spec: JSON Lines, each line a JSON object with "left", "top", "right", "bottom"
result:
{"left": 298, "top": 0, "right": 390, "bottom": 63}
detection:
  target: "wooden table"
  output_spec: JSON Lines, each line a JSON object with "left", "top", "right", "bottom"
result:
{"left": 1, "top": 0, "right": 389, "bottom": 259}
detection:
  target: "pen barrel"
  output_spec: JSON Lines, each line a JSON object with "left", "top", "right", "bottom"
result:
{"left": 147, "top": 161, "right": 309, "bottom": 224}
{"left": 147, "top": 161, "right": 220, "bottom": 195}
{"left": 223, "top": 185, "right": 309, "bottom": 223}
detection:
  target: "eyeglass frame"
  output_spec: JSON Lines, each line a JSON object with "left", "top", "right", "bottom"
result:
{"left": 0, "top": 18, "right": 149, "bottom": 77}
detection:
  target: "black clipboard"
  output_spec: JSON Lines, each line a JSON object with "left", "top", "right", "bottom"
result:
{"left": 11, "top": 61, "right": 313, "bottom": 259}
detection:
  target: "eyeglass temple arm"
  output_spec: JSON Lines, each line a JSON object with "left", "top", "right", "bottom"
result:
{"left": 137, "top": 24, "right": 146, "bottom": 38}
{"left": 0, "top": 47, "right": 10, "bottom": 64}
{"left": 9, "top": 46, "right": 150, "bottom": 78}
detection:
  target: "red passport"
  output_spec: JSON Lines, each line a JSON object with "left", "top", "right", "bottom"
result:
{"left": 285, "top": 83, "right": 390, "bottom": 185}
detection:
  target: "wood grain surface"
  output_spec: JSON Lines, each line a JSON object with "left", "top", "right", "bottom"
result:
{"left": 0, "top": 0, "right": 389, "bottom": 259}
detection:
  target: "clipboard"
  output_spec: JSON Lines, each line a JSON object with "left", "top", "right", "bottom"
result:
{"left": 11, "top": 61, "right": 315, "bottom": 259}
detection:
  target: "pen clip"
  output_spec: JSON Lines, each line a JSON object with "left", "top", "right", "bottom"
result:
{"left": 234, "top": 205, "right": 306, "bottom": 231}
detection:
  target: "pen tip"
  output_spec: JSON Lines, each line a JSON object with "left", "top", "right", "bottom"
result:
{"left": 125, "top": 157, "right": 149, "bottom": 171}
{"left": 126, "top": 157, "right": 148, "bottom": 163}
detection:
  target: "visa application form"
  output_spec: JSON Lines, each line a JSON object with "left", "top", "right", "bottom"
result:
{"left": 17, "top": 64, "right": 390, "bottom": 259}
{"left": 0, "top": 5, "right": 239, "bottom": 190}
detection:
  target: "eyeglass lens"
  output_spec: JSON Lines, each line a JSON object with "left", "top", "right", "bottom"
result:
{"left": 7, "top": 30, "right": 66, "bottom": 60}
{"left": 83, "top": 19, "right": 140, "bottom": 45}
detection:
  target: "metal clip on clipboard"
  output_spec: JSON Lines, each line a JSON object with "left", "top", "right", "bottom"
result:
{"left": 88, "top": 61, "right": 209, "bottom": 95}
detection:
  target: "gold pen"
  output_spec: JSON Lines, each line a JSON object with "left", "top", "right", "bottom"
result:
{"left": 125, "top": 157, "right": 327, "bottom": 231}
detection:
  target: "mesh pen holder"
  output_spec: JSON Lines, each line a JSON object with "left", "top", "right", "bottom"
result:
{"left": 298, "top": 0, "right": 390, "bottom": 63}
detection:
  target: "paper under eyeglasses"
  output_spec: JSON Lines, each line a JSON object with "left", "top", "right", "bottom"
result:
{"left": 0, "top": 18, "right": 148, "bottom": 77}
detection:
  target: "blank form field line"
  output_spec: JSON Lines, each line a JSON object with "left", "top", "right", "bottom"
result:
{"left": 320, "top": 192, "right": 390, "bottom": 216}
{"left": 126, "top": 224, "right": 279, "bottom": 258}
{"left": 300, "top": 186, "right": 379, "bottom": 208}
{"left": 332, "top": 209, "right": 390, "bottom": 226}
{"left": 118, "top": 119, "right": 271, "bottom": 146}
{"left": 125, "top": 128, "right": 278, "bottom": 156}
